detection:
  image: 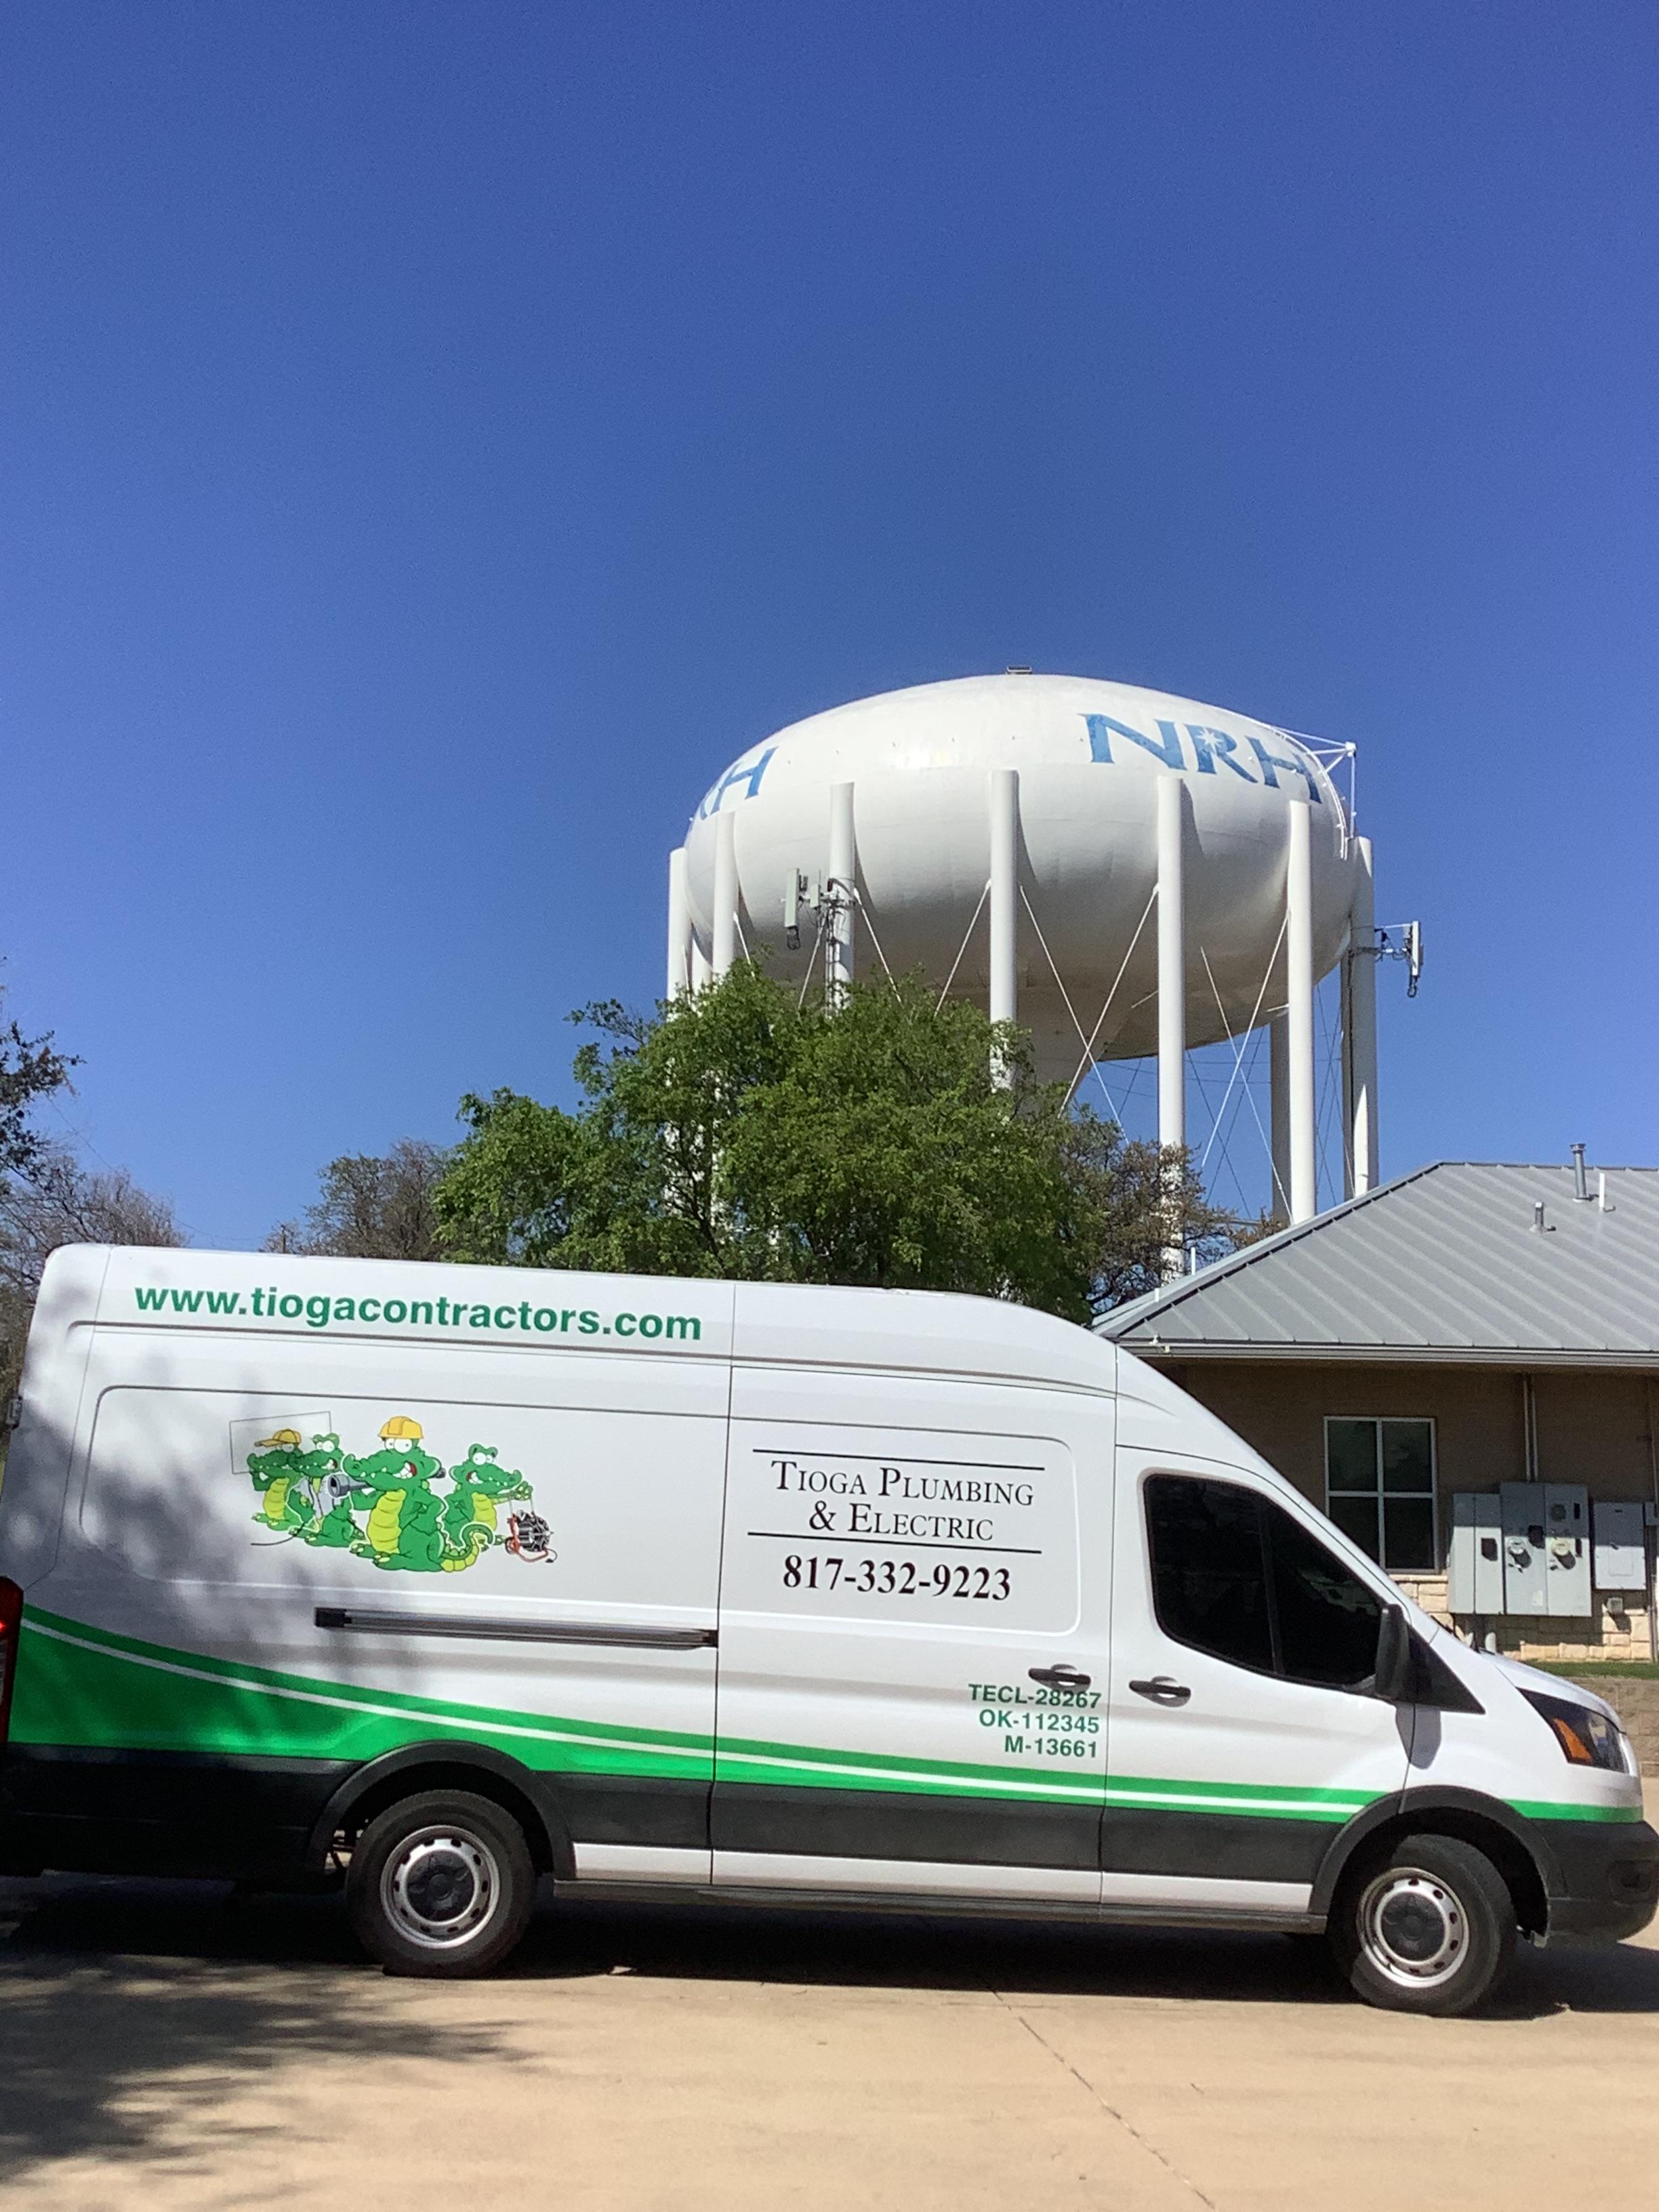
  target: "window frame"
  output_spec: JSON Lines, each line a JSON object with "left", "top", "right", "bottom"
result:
{"left": 1322, "top": 1415, "right": 1439, "bottom": 1572}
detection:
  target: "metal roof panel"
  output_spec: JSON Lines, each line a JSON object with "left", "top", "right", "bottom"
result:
{"left": 1099, "top": 1163, "right": 1659, "bottom": 1359}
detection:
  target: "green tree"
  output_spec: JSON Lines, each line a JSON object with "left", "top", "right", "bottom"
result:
{"left": 0, "top": 1005, "right": 77, "bottom": 1180}
{"left": 266, "top": 1138, "right": 450, "bottom": 1261}
{"left": 435, "top": 966, "right": 1237, "bottom": 1320}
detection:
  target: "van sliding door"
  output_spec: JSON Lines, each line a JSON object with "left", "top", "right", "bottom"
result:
{"left": 712, "top": 1361, "right": 1113, "bottom": 1902}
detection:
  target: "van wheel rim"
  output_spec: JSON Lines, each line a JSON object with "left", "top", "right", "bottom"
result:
{"left": 382, "top": 1827, "right": 501, "bottom": 1950}
{"left": 1357, "top": 1868, "right": 1468, "bottom": 1990}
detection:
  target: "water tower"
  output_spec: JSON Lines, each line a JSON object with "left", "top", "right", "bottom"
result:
{"left": 665, "top": 673, "right": 1390, "bottom": 1227}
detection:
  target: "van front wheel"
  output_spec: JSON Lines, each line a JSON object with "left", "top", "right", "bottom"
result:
{"left": 346, "top": 1790, "right": 537, "bottom": 1977}
{"left": 1332, "top": 1835, "right": 1517, "bottom": 2017}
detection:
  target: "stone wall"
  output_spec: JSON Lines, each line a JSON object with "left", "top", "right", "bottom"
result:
{"left": 1391, "top": 1570, "right": 1658, "bottom": 1668}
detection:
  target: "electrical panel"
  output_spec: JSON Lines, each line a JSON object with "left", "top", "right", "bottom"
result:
{"left": 1500, "top": 1483, "right": 1590, "bottom": 1614}
{"left": 1540, "top": 1484, "right": 1591, "bottom": 1614}
{"left": 1499, "top": 1483, "right": 1549, "bottom": 1614}
{"left": 1454, "top": 1487, "right": 1638, "bottom": 1616}
{"left": 1593, "top": 1501, "right": 1648, "bottom": 1593}
{"left": 1448, "top": 1492, "right": 1504, "bottom": 1614}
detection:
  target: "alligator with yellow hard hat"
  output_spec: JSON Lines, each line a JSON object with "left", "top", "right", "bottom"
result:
{"left": 247, "top": 1428, "right": 308, "bottom": 1532}
{"left": 240, "top": 1412, "right": 546, "bottom": 1575}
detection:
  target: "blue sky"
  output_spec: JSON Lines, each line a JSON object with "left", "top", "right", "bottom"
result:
{"left": 4, "top": 2, "right": 1655, "bottom": 1247}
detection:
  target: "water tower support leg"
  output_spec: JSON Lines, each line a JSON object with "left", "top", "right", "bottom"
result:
{"left": 1156, "top": 777, "right": 1186, "bottom": 1153}
{"left": 691, "top": 938, "right": 712, "bottom": 993}
{"left": 989, "top": 769, "right": 1019, "bottom": 1083}
{"left": 1269, "top": 1012, "right": 1291, "bottom": 1224}
{"left": 667, "top": 846, "right": 692, "bottom": 1000}
{"left": 1157, "top": 777, "right": 1187, "bottom": 1276}
{"left": 1286, "top": 798, "right": 1317, "bottom": 1223}
{"left": 712, "top": 813, "right": 738, "bottom": 978}
{"left": 1343, "top": 834, "right": 1379, "bottom": 1195}
{"left": 827, "top": 781, "right": 857, "bottom": 1004}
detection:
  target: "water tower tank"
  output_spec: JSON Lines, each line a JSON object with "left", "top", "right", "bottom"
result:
{"left": 669, "top": 673, "right": 1378, "bottom": 1225}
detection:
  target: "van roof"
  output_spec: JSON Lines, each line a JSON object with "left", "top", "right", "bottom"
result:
{"left": 56, "top": 1246, "right": 1118, "bottom": 1397}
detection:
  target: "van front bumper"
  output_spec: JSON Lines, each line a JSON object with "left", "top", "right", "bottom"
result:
{"left": 1542, "top": 1817, "right": 1659, "bottom": 1946}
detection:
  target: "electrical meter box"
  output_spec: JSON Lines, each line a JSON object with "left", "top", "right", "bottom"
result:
{"left": 1544, "top": 1484, "right": 1591, "bottom": 1614}
{"left": 1500, "top": 1483, "right": 1549, "bottom": 1614}
{"left": 1499, "top": 1484, "right": 1591, "bottom": 1615}
{"left": 1448, "top": 1492, "right": 1504, "bottom": 1614}
{"left": 1593, "top": 1500, "right": 1648, "bottom": 1592}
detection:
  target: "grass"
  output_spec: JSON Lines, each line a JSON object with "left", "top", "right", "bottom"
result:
{"left": 1532, "top": 1660, "right": 1659, "bottom": 1680}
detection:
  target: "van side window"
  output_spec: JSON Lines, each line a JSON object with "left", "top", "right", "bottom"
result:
{"left": 1145, "top": 1477, "right": 1273, "bottom": 1674}
{"left": 1265, "top": 1499, "right": 1384, "bottom": 1688}
{"left": 1145, "top": 1475, "right": 1382, "bottom": 1691}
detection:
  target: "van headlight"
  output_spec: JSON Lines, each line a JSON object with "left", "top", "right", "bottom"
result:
{"left": 1521, "top": 1688, "right": 1636, "bottom": 1774}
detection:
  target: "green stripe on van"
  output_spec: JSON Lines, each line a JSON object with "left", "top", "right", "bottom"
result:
{"left": 18, "top": 1604, "right": 712, "bottom": 1755}
{"left": 9, "top": 1606, "right": 1641, "bottom": 1828}
{"left": 1505, "top": 1799, "right": 1643, "bottom": 1825}
{"left": 13, "top": 1609, "right": 714, "bottom": 1782}
{"left": 14, "top": 1606, "right": 1369, "bottom": 1815}
{"left": 713, "top": 1736, "right": 1374, "bottom": 1818}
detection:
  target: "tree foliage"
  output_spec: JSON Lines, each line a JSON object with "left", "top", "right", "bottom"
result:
{"left": 0, "top": 1147, "right": 184, "bottom": 1401}
{"left": 266, "top": 1138, "right": 449, "bottom": 1261}
{"left": 0, "top": 1011, "right": 77, "bottom": 1181}
{"left": 0, "top": 987, "right": 187, "bottom": 1400}
{"left": 434, "top": 966, "right": 1240, "bottom": 1320}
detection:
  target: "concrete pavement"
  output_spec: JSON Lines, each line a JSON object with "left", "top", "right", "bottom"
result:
{"left": 2, "top": 1820, "right": 1656, "bottom": 2210}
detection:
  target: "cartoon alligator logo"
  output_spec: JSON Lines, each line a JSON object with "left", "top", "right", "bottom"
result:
{"left": 244, "top": 1416, "right": 554, "bottom": 1574}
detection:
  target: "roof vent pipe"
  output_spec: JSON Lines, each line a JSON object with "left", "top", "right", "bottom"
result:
{"left": 1533, "top": 1201, "right": 1547, "bottom": 1233}
{"left": 1572, "top": 1142, "right": 1589, "bottom": 1200}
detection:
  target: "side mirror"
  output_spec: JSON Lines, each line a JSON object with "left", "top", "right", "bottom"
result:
{"left": 1372, "top": 1604, "right": 1413, "bottom": 1703}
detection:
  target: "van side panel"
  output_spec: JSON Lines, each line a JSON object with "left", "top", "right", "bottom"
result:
{"left": 712, "top": 1358, "right": 1115, "bottom": 1901}
{"left": 2, "top": 1280, "right": 732, "bottom": 1879}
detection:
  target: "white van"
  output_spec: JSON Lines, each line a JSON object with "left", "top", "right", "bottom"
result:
{"left": 0, "top": 1246, "right": 1652, "bottom": 2014}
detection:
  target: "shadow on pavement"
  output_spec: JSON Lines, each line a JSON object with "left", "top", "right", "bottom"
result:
{"left": 1486, "top": 1938, "right": 1659, "bottom": 2019}
{"left": 0, "top": 1876, "right": 522, "bottom": 2185}
{"left": 533, "top": 1893, "right": 1353, "bottom": 2003}
{"left": 536, "top": 1896, "right": 1659, "bottom": 2017}
{"left": 8, "top": 1870, "right": 1658, "bottom": 2028}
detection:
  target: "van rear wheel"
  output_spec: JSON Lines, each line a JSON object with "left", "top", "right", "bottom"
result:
{"left": 346, "top": 1790, "right": 537, "bottom": 1978}
{"left": 1332, "top": 1834, "right": 1516, "bottom": 2017}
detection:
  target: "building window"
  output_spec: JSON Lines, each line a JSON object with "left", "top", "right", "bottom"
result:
{"left": 1324, "top": 1418, "right": 1437, "bottom": 1572}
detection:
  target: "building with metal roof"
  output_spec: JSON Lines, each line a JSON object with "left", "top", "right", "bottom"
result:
{"left": 1104, "top": 1161, "right": 1659, "bottom": 1366}
{"left": 1098, "top": 1160, "right": 1659, "bottom": 1665}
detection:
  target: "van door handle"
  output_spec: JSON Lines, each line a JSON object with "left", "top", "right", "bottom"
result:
{"left": 1028, "top": 1665, "right": 1092, "bottom": 1690}
{"left": 1128, "top": 1676, "right": 1191, "bottom": 1706}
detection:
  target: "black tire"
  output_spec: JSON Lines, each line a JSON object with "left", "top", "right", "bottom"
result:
{"left": 346, "top": 1790, "right": 537, "bottom": 1978}
{"left": 1330, "top": 1834, "right": 1517, "bottom": 2017}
